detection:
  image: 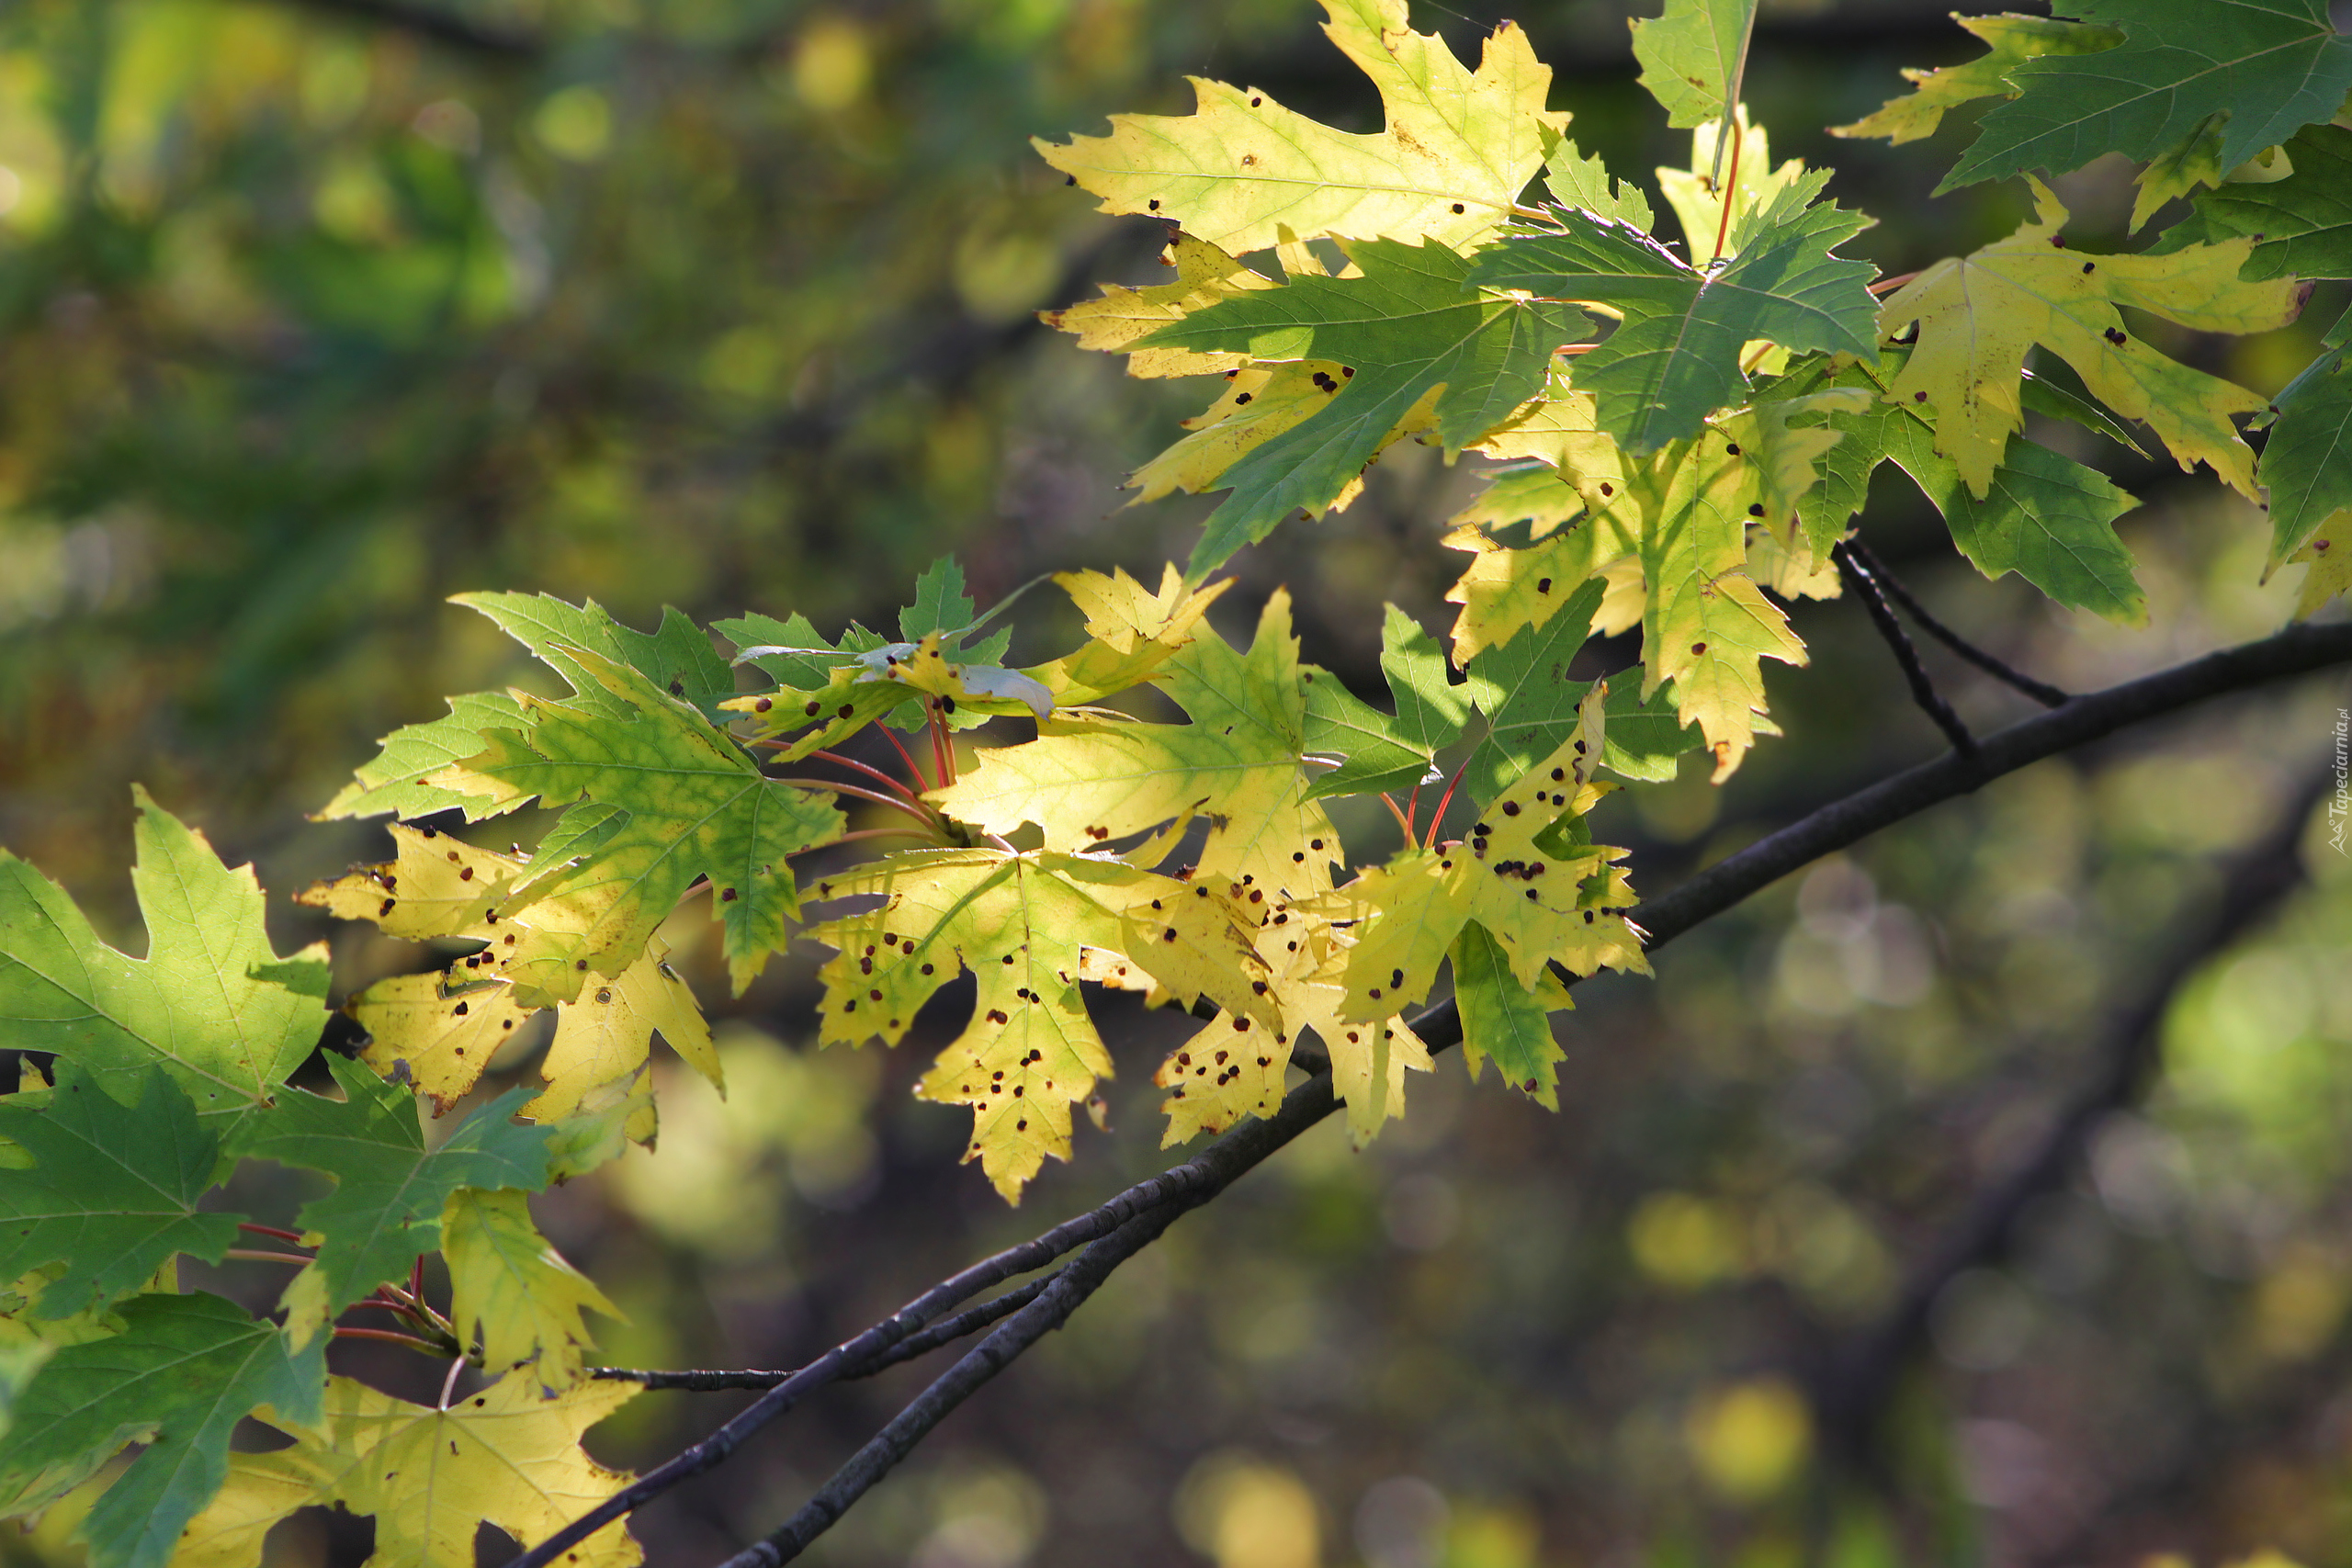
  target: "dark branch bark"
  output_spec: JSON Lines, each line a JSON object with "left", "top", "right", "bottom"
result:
{"left": 588, "top": 1276, "right": 1056, "bottom": 1392}
{"left": 1833, "top": 540, "right": 1976, "bottom": 756}
{"left": 1845, "top": 540, "right": 2071, "bottom": 708}
{"left": 505, "top": 615, "right": 2352, "bottom": 1568}
{"left": 1812, "top": 759, "right": 2339, "bottom": 1469}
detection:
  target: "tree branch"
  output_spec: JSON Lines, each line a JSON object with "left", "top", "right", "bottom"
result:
{"left": 1833, "top": 539, "right": 1976, "bottom": 756}
{"left": 505, "top": 615, "right": 2352, "bottom": 1568}
{"left": 1812, "top": 758, "right": 2339, "bottom": 1469}
{"left": 589, "top": 1276, "right": 1056, "bottom": 1392}
{"left": 1845, "top": 539, "right": 2071, "bottom": 708}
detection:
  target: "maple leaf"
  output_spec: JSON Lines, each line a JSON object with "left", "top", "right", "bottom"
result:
{"left": 1875, "top": 180, "right": 2304, "bottom": 500}
{"left": 1451, "top": 920, "right": 1574, "bottom": 1109}
{"left": 454, "top": 591, "right": 740, "bottom": 720}
{"left": 1131, "top": 238, "right": 1589, "bottom": 576}
{"left": 2259, "top": 328, "right": 2352, "bottom": 564}
{"left": 1832, "top": 14, "right": 2125, "bottom": 148}
{"left": 1023, "top": 566, "right": 1232, "bottom": 707}
{"left": 1545, "top": 139, "right": 1657, "bottom": 230}
{"left": 320, "top": 690, "right": 529, "bottom": 822}
{"left": 299, "top": 823, "right": 718, "bottom": 1135}
{"left": 2154, "top": 125, "right": 2352, "bottom": 279}
{"left": 0, "top": 1292, "right": 319, "bottom": 1568}
{"left": 1453, "top": 462, "right": 1588, "bottom": 536}
{"left": 1792, "top": 356, "right": 2146, "bottom": 622}
{"left": 1631, "top": 0, "right": 1757, "bottom": 130}
{"left": 804, "top": 849, "right": 1270, "bottom": 1200}
{"left": 1940, "top": 0, "right": 2352, "bottom": 195}
{"left": 431, "top": 643, "right": 842, "bottom": 998}
{"left": 1302, "top": 605, "right": 1470, "bottom": 801}
{"left": 933, "top": 592, "right": 1345, "bottom": 895}
{"left": 1334, "top": 690, "right": 1646, "bottom": 1032}
{"left": 1469, "top": 175, "right": 1880, "bottom": 453}
{"left": 240, "top": 1055, "right": 550, "bottom": 1348}
{"left": 1035, "top": 0, "right": 1566, "bottom": 257}
{"left": 0, "top": 1066, "right": 242, "bottom": 1320}
{"left": 443, "top": 1189, "right": 622, "bottom": 1390}
{"left": 0, "top": 789, "right": 328, "bottom": 1138}
{"left": 175, "top": 1372, "right": 641, "bottom": 1568}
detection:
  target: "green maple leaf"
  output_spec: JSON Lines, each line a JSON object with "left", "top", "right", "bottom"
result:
{"left": 0, "top": 1066, "right": 242, "bottom": 1320}
{"left": 456, "top": 591, "right": 739, "bottom": 720}
{"left": 241, "top": 1055, "right": 550, "bottom": 1348}
{"left": 0, "top": 789, "right": 328, "bottom": 1136}
{"left": 1035, "top": 0, "right": 1566, "bottom": 258}
{"left": 1942, "top": 0, "right": 2352, "bottom": 192}
{"left": 433, "top": 644, "right": 842, "bottom": 999}
{"left": 319, "top": 689, "right": 529, "bottom": 822}
{"left": 1793, "top": 359, "right": 2146, "bottom": 624}
{"left": 805, "top": 850, "right": 1271, "bottom": 1201}
{"left": 1303, "top": 606, "right": 1469, "bottom": 801}
{"left": 1450, "top": 920, "right": 1569, "bottom": 1109}
{"left": 1544, "top": 140, "right": 1657, "bottom": 230}
{"left": 1630, "top": 0, "right": 1757, "bottom": 130}
{"left": 1833, "top": 14, "right": 2126, "bottom": 147}
{"left": 0, "top": 1292, "right": 320, "bottom": 1568}
{"left": 1468, "top": 176, "right": 1880, "bottom": 453}
{"left": 1874, "top": 180, "right": 2304, "bottom": 500}
{"left": 2155, "top": 124, "right": 2352, "bottom": 280}
{"left": 932, "top": 592, "right": 1343, "bottom": 896}
{"left": 1131, "top": 237, "right": 1589, "bottom": 577}
{"left": 2260, "top": 324, "right": 2352, "bottom": 564}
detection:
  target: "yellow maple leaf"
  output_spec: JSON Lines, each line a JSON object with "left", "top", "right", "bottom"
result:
{"left": 804, "top": 849, "right": 1272, "bottom": 1201}
{"left": 933, "top": 592, "right": 1345, "bottom": 896}
{"left": 1035, "top": 0, "right": 1566, "bottom": 258}
{"left": 443, "top": 1188, "right": 623, "bottom": 1391}
{"left": 299, "top": 826, "right": 718, "bottom": 1135}
{"left": 173, "top": 1373, "right": 639, "bottom": 1568}
{"left": 1470, "top": 375, "right": 1626, "bottom": 507}
{"left": 1876, "top": 179, "right": 2303, "bottom": 500}
{"left": 1331, "top": 689, "right": 1647, "bottom": 1024}
{"left": 1442, "top": 519, "right": 1633, "bottom": 667}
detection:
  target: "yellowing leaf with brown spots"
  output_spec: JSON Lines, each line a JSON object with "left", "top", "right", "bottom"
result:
{"left": 804, "top": 850, "right": 1272, "bottom": 1201}
{"left": 300, "top": 825, "right": 718, "bottom": 1141}
{"left": 1875, "top": 180, "right": 2302, "bottom": 500}
{"left": 1039, "top": 232, "right": 1275, "bottom": 378}
{"left": 932, "top": 592, "right": 1345, "bottom": 897}
{"left": 174, "top": 1373, "right": 640, "bottom": 1568}
{"left": 1035, "top": 0, "right": 1566, "bottom": 259}
{"left": 1026, "top": 565, "right": 1233, "bottom": 708}
{"left": 1331, "top": 689, "right": 1646, "bottom": 1030}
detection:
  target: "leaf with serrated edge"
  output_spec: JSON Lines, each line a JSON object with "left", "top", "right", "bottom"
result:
{"left": 433, "top": 645, "right": 842, "bottom": 998}
{"left": 1041, "top": 233, "right": 1275, "bottom": 378}
{"left": 1631, "top": 0, "right": 1758, "bottom": 130}
{"left": 1875, "top": 179, "right": 2301, "bottom": 500}
{"left": 0, "top": 1292, "right": 318, "bottom": 1568}
{"left": 805, "top": 849, "right": 1270, "bottom": 1200}
{"left": 2261, "top": 339, "right": 2352, "bottom": 564}
{"left": 240, "top": 1055, "right": 549, "bottom": 1348}
{"left": 320, "top": 690, "right": 528, "bottom": 822}
{"left": 1301, "top": 607, "right": 1468, "bottom": 802}
{"left": 934, "top": 592, "right": 1343, "bottom": 897}
{"left": 2156, "top": 126, "right": 2352, "bottom": 279}
{"left": 0, "top": 1065, "right": 240, "bottom": 1319}
{"left": 444, "top": 1188, "right": 622, "bottom": 1391}
{"left": 1133, "top": 237, "right": 1590, "bottom": 576}
{"left": 1452, "top": 919, "right": 1568, "bottom": 1108}
{"left": 0, "top": 789, "right": 328, "bottom": 1138}
{"left": 1943, "top": 0, "right": 2352, "bottom": 194}
{"left": 1831, "top": 14, "right": 2125, "bottom": 147}
{"left": 1035, "top": 0, "right": 1566, "bottom": 257}
{"left": 1333, "top": 689, "right": 1646, "bottom": 1025}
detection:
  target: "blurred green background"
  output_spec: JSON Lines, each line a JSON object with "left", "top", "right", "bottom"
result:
{"left": 2, "top": 0, "right": 2349, "bottom": 1564}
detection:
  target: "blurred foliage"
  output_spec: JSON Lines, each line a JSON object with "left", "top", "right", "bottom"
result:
{"left": 1, "top": 0, "right": 2350, "bottom": 1565}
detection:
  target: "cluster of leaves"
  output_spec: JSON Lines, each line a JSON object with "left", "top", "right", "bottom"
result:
{"left": 1, "top": 0, "right": 2348, "bottom": 1562}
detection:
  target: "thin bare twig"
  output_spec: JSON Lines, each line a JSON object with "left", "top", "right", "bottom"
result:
{"left": 1833, "top": 540, "right": 1976, "bottom": 756}
{"left": 1845, "top": 540, "right": 2071, "bottom": 707}
{"left": 590, "top": 1276, "right": 1056, "bottom": 1392}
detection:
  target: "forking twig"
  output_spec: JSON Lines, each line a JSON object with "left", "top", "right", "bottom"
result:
{"left": 1843, "top": 539, "right": 2070, "bottom": 708}
{"left": 1832, "top": 540, "right": 1976, "bottom": 756}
